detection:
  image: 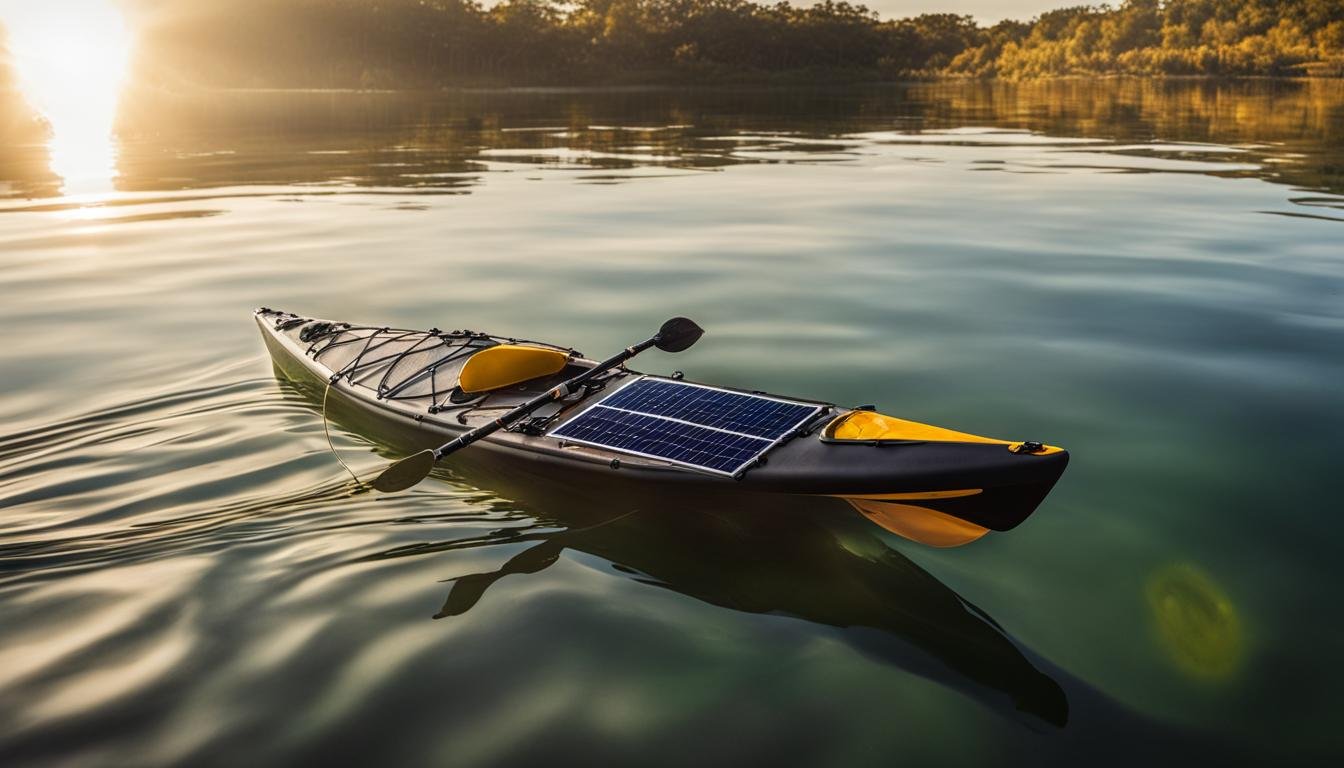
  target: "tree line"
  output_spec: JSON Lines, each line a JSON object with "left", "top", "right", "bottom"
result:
{"left": 948, "top": 0, "right": 1344, "bottom": 77}
{"left": 10, "top": 0, "right": 1344, "bottom": 90}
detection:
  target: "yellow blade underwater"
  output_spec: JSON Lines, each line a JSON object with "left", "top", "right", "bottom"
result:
{"left": 845, "top": 498, "right": 990, "bottom": 548}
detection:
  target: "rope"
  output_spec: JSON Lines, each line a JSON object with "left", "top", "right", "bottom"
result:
{"left": 323, "top": 376, "right": 368, "bottom": 489}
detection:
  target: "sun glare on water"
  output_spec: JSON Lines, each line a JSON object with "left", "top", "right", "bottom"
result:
{"left": 3, "top": 1, "right": 131, "bottom": 195}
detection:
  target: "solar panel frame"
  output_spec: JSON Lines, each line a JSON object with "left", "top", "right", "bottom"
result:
{"left": 548, "top": 376, "right": 826, "bottom": 477}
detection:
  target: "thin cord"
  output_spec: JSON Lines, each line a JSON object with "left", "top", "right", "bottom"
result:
{"left": 323, "top": 377, "right": 368, "bottom": 488}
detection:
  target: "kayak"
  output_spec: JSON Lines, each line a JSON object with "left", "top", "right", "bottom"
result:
{"left": 255, "top": 308, "right": 1068, "bottom": 546}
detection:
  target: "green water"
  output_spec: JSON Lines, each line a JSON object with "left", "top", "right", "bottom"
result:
{"left": 1, "top": 80, "right": 1341, "bottom": 765}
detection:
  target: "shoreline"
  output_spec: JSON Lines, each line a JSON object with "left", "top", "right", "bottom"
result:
{"left": 5, "top": 72, "right": 1343, "bottom": 104}
{"left": 94, "top": 73, "right": 1344, "bottom": 98}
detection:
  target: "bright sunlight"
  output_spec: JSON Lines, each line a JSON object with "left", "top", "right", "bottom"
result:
{"left": 2, "top": 0, "right": 131, "bottom": 195}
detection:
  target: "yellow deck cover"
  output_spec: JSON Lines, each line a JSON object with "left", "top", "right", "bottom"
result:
{"left": 459, "top": 345, "right": 570, "bottom": 393}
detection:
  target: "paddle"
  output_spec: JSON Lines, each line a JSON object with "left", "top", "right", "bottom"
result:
{"left": 371, "top": 317, "right": 705, "bottom": 493}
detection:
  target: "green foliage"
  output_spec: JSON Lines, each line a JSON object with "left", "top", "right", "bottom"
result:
{"left": 121, "top": 0, "right": 1344, "bottom": 86}
{"left": 946, "top": 0, "right": 1344, "bottom": 78}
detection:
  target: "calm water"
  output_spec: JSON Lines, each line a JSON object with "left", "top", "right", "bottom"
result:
{"left": 1, "top": 80, "right": 1342, "bottom": 765}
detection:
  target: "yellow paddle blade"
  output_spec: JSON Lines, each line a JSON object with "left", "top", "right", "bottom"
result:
{"left": 459, "top": 345, "right": 570, "bottom": 394}
{"left": 845, "top": 498, "right": 989, "bottom": 548}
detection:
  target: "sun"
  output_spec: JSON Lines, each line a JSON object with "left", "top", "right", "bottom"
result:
{"left": 2, "top": 0, "right": 132, "bottom": 195}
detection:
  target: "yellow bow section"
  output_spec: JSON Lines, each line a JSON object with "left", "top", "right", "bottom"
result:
{"left": 826, "top": 410, "right": 1063, "bottom": 454}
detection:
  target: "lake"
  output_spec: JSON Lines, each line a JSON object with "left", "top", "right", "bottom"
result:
{"left": 1, "top": 79, "right": 1341, "bottom": 765}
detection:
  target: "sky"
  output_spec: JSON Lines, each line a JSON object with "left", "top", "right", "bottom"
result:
{"left": 870, "top": 1, "right": 1075, "bottom": 22}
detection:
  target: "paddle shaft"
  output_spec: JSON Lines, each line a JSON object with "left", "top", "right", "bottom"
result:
{"left": 430, "top": 336, "right": 659, "bottom": 461}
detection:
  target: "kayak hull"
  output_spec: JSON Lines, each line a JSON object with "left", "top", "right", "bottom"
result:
{"left": 256, "top": 309, "right": 1068, "bottom": 541}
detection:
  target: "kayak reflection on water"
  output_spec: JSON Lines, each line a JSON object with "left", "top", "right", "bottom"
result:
{"left": 327, "top": 389, "right": 1071, "bottom": 730}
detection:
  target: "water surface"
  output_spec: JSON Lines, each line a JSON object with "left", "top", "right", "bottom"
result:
{"left": 1, "top": 80, "right": 1342, "bottom": 765}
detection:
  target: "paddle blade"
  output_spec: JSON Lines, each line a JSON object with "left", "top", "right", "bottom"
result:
{"left": 372, "top": 449, "right": 437, "bottom": 492}
{"left": 654, "top": 317, "right": 704, "bottom": 353}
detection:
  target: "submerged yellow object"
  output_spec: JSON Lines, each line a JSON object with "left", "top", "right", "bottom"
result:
{"left": 825, "top": 410, "right": 1063, "bottom": 454}
{"left": 844, "top": 499, "right": 990, "bottom": 548}
{"left": 459, "top": 344, "right": 570, "bottom": 394}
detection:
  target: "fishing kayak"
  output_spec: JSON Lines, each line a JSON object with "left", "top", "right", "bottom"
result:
{"left": 255, "top": 308, "right": 1068, "bottom": 546}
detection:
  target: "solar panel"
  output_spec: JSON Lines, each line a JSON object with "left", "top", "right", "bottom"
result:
{"left": 596, "top": 378, "right": 820, "bottom": 439}
{"left": 549, "top": 376, "right": 824, "bottom": 476}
